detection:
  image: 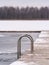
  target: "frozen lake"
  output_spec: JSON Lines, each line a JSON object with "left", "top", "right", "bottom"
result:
{"left": 0, "top": 20, "right": 49, "bottom": 31}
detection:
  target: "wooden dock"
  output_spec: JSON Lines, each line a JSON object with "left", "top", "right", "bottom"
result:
{"left": 18, "top": 45, "right": 49, "bottom": 65}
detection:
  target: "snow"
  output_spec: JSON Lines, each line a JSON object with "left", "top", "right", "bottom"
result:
{"left": 0, "top": 20, "right": 49, "bottom": 31}
{"left": 10, "top": 61, "right": 37, "bottom": 65}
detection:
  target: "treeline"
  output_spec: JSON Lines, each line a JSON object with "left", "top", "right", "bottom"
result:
{"left": 0, "top": 7, "right": 49, "bottom": 19}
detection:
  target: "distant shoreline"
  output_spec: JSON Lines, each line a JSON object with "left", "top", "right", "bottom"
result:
{"left": 0, "top": 6, "right": 49, "bottom": 20}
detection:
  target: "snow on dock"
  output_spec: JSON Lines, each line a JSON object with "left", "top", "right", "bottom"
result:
{"left": 10, "top": 31, "right": 49, "bottom": 65}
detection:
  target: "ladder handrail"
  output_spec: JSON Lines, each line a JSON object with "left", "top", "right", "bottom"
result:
{"left": 17, "top": 34, "right": 34, "bottom": 59}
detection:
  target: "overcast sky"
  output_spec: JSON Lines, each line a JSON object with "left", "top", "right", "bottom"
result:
{"left": 0, "top": 0, "right": 49, "bottom": 8}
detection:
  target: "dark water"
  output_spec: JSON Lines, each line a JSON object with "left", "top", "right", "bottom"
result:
{"left": 0, "top": 32, "right": 40, "bottom": 65}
